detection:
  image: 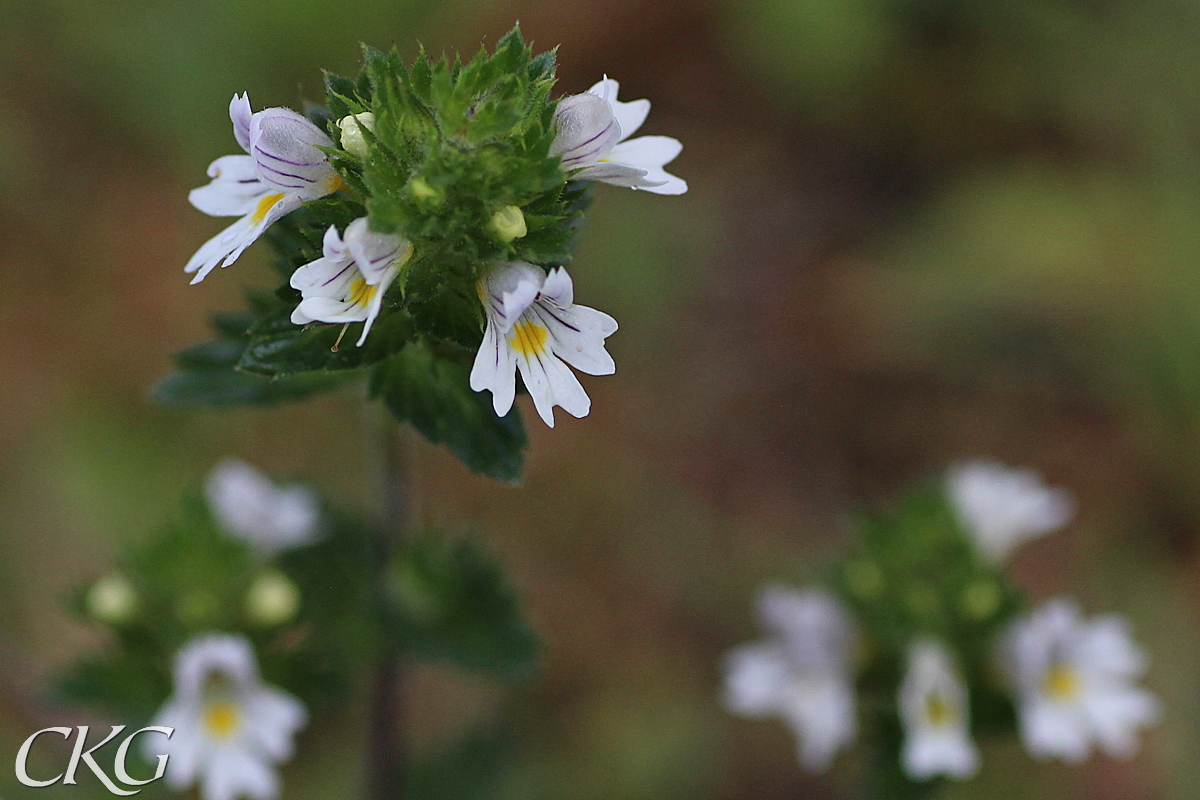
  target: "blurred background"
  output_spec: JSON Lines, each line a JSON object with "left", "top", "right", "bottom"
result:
{"left": 1, "top": 0, "right": 1198, "bottom": 797}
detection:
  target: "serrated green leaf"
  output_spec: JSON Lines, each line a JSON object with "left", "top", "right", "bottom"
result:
{"left": 238, "top": 306, "right": 415, "bottom": 378}
{"left": 369, "top": 341, "right": 527, "bottom": 483}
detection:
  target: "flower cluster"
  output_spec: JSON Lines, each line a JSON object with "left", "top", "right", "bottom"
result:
{"left": 722, "top": 462, "right": 1158, "bottom": 783}
{"left": 67, "top": 461, "right": 338, "bottom": 800}
{"left": 174, "top": 30, "right": 684, "bottom": 446}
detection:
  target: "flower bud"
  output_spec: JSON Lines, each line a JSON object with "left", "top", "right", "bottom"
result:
{"left": 87, "top": 573, "right": 137, "bottom": 624}
{"left": 338, "top": 112, "right": 376, "bottom": 159}
{"left": 489, "top": 205, "right": 528, "bottom": 242}
{"left": 407, "top": 176, "right": 441, "bottom": 203}
{"left": 245, "top": 570, "right": 301, "bottom": 626}
{"left": 960, "top": 580, "right": 1001, "bottom": 621}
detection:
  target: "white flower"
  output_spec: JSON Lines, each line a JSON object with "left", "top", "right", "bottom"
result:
{"left": 206, "top": 460, "right": 320, "bottom": 557}
{"left": 1001, "top": 598, "right": 1159, "bottom": 763}
{"left": 946, "top": 460, "right": 1074, "bottom": 563}
{"left": 470, "top": 261, "right": 617, "bottom": 427}
{"left": 550, "top": 78, "right": 686, "bottom": 195}
{"left": 721, "top": 586, "right": 857, "bottom": 771}
{"left": 147, "top": 634, "right": 306, "bottom": 800}
{"left": 186, "top": 93, "right": 343, "bottom": 284}
{"left": 898, "top": 638, "right": 979, "bottom": 781}
{"left": 289, "top": 217, "right": 411, "bottom": 346}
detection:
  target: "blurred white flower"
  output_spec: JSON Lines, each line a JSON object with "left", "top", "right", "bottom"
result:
{"left": 87, "top": 573, "right": 137, "bottom": 624}
{"left": 290, "top": 218, "right": 411, "bottom": 347}
{"left": 551, "top": 78, "right": 686, "bottom": 195}
{"left": 147, "top": 634, "right": 306, "bottom": 800}
{"left": 470, "top": 261, "right": 617, "bottom": 427}
{"left": 722, "top": 586, "right": 857, "bottom": 771}
{"left": 946, "top": 461, "right": 1073, "bottom": 563}
{"left": 1001, "top": 598, "right": 1159, "bottom": 763}
{"left": 206, "top": 460, "right": 320, "bottom": 557}
{"left": 898, "top": 638, "right": 979, "bottom": 781}
{"left": 186, "top": 94, "right": 343, "bottom": 284}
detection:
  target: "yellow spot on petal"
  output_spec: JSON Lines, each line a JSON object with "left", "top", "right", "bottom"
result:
{"left": 251, "top": 192, "right": 286, "bottom": 224}
{"left": 348, "top": 277, "right": 378, "bottom": 309}
{"left": 203, "top": 700, "right": 241, "bottom": 740}
{"left": 510, "top": 320, "right": 549, "bottom": 357}
{"left": 925, "top": 693, "right": 954, "bottom": 728}
{"left": 325, "top": 173, "right": 345, "bottom": 194}
{"left": 1043, "top": 664, "right": 1080, "bottom": 700}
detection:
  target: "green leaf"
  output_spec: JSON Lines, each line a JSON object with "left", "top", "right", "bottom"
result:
{"left": 383, "top": 531, "right": 540, "bottom": 679}
{"left": 369, "top": 341, "right": 527, "bottom": 483}
{"left": 154, "top": 310, "right": 355, "bottom": 408}
{"left": 153, "top": 365, "right": 349, "bottom": 407}
{"left": 238, "top": 305, "right": 415, "bottom": 378}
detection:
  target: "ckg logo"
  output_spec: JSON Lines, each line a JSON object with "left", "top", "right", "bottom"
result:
{"left": 15, "top": 726, "right": 173, "bottom": 796}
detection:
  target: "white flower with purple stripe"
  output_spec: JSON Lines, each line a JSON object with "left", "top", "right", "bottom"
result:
{"left": 1001, "top": 598, "right": 1159, "bottom": 764}
{"left": 147, "top": 634, "right": 306, "bottom": 800}
{"left": 722, "top": 586, "right": 858, "bottom": 772}
{"left": 470, "top": 261, "right": 617, "bottom": 427}
{"left": 290, "top": 217, "right": 411, "bottom": 347}
{"left": 186, "top": 93, "right": 344, "bottom": 284}
{"left": 551, "top": 78, "right": 686, "bottom": 195}
{"left": 899, "top": 638, "right": 980, "bottom": 781}
{"left": 946, "top": 461, "right": 1074, "bottom": 564}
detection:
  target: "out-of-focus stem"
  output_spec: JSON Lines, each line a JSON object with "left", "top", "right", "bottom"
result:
{"left": 364, "top": 401, "right": 413, "bottom": 800}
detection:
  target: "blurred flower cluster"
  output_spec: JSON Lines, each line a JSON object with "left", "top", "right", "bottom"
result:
{"left": 64, "top": 459, "right": 539, "bottom": 799}
{"left": 722, "top": 462, "right": 1159, "bottom": 794}
{"left": 157, "top": 26, "right": 686, "bottom": 481}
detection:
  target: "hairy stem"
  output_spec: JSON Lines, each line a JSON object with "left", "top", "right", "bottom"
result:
{"left": 365, "top": 400, "right": 414, "bottom": 800}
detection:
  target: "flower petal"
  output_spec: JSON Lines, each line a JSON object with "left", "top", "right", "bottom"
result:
{"left": 532, "top": 302, "right": 617, "bottom": 376}
{"left": 572, "top": 161, "right": 651, "bottom": 187}
{"left": 190, "top": 155, "right": 268, "bottom": 217}
{"left": 513, "top": 338, "right": 590, "bottom": 427}
{"left": 470, "top": 319, "right": 518, "bottom": 416}
{"left": 249, "top": 108, "right": 339, "bottom": 197}
{"left": 355, "top": 264, "right": 397, "bottom": 346}
{"left": 230, "top": 93, "right": 253, "bottom": 154}
{"left": 186, "top": 195, "right": 300, "bottom": 283}
{"left": 552, "top": 93, "right": 622, "bottom": 169}
{"left": 344, "top": 217, "right": 410, "bottom": 285}
{"left": 202, "top": 747, "right": 277, "bottom": 800}
{"left": 586, "top": 78, "right": 651, "bottom": 140}
{"left": 242, "top": 687, "right": 307, "bottom": 761}
{"left": 481, "top": 262, "right": 544, "bottom": 333}
{"left": 722, "top": 643, "right": 790, "bottom": 716}
{"left": 606, "top": 136, "right": 687, "bottom": 195}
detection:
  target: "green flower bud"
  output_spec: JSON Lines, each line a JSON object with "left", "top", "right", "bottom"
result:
{"left": 87, "top": 573, "right": 137, "bottom": 624}
{"left": 489, "top": 205, "right": 528, "bottom": 242}
{"left": 407, "top": 177, "right": 441, "bottom": 204}
{"left": 245, "top": 570, "right": 301, "bottom": 627}
{"left": 960, "top": 579, "right": 1001, "bottom": 621}
{"left": 337, "top": 112, "right": 376, "bottom": 159}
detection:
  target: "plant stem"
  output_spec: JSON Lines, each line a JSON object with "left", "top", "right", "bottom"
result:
{"left": 365, "top": 401, "right": 414, "bottom": 800}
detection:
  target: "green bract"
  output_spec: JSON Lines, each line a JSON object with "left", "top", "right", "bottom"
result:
{"left": 158, "top": 27, "right": 584, "bottom": 482}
